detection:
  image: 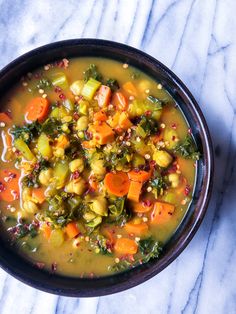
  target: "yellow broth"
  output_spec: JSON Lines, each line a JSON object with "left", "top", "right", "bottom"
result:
{"left": 0, "top": 57, "right": 197, "bottom": 277}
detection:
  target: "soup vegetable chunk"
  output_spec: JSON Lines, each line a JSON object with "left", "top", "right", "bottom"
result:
{"left": 0, "top": 58, "right": 199, "bottom": 276}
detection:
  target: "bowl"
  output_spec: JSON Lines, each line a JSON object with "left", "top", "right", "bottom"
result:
{"left": 0, "top": 39, "right": 213, "bottom": 297}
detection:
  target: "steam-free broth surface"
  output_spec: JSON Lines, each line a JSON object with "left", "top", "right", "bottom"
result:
{"left": 0, "top": 58, "right": 199, "bottom": 276}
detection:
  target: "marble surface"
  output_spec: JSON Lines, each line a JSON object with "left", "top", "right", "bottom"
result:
{"left": 0, "top": 0, "right": 236, "bottom": 313}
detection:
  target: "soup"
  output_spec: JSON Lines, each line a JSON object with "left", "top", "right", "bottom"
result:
{"left": 0, "top": 57, "right": 199, "bottom": 277}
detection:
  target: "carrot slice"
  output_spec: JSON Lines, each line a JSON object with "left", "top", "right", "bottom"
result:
{"left": 66, "top": 222, "right": 80, "bottom": 239}
{"left": 127, "top": 180, "right": 142, "bottom": 202}
{"left": 25, "top": 97, "right": 49, "bottom": 122}
{"left": 128, "top": 170, "right": 150, "bottom": 183}
{"left": 104, "top": 172, "right": 130, "bottom": 196}
{"left": 112, "top": 92, "right": 128, "bottom": 110}
{"left": 97, "top": 85, "right": 111, "bottom": 107}
{"left": 0, "top": 169, "right": 20, "bottom": 202}
{"left": 131, "top": 201, "right": 153, "bottom": 213}
{"left": 124, "top": 221, "right": 148, "bottom": 236}
{"left": 114, "top": 238, "right": 138, "bottom": 255}
{"left": 151, "top": 201, "right": 175, "bottom": 224}
{"left": 0, "top": 112, "right": 12, "bottom": 124}
{"left": 94, "top": 110, "right": 108, "bottom": 122}
{"left": 32, "top": 187, "right": 46, "bottom": 204}
{"left": 122, "top": 81, "right": 137, "bottom": 96}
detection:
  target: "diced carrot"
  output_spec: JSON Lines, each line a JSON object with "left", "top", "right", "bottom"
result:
{"left": 127, "top": 180, "right": 142, "bottom": 202}
{"left": 119, "top": 112, "right": 133, "bottom": 130}
{"left": 0, "top": 169, "right": 20, "bottom": 202}
{"left": 131, "top": 201, "right": 153, "bottom": 213}
{"left": 128, "top": 170, "right": 150, "bottom": 183}
{"left": 90, "top": 122, "right": 115, "bottom": 145}
{"left": 55, "top": 134, "right": 70, "bottom": 149}
{"left": 0, "top": 112, "right": 12, "bottom": 124}
{"left": 66, "top": 222, "right": 80, "bottom": 239}
{"left": 25, "top": 97, "right": 49, "bottom": 122}
{"left": 42, "top": 224, "right": 52, "bottom": 240}
{"left": 114, "top": 238, "right": 138, "bottom": 255}
{"left": 150, "top": 201, "right": 175, "bottom": 224}
{"left": 104, "top": 172, "right": 130, "bottom": 196}
{"left": 122, "top": 81, "right": 137, "bottom": 96}
{"left": 112, "top": 92, "right": 128, "bottom": 110}
{"left": 32, "top": 187, "right": 46, "bottom": 204}
{"left": 94, "top": 110, "right": 108, "bottom": 122}
{"left": 97, "top": 85, "right": 112, "bottom": 107}
{"left": 124, "top": 221, "right": 148, "bottom": 236}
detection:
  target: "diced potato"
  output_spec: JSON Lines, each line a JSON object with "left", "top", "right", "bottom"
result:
{"left": 164, "top": 128, "right": 179, "bottom": 149}
{"left": 23, "top": 200, "right": 39, "bottom": 214}
{"left": 153, "top": 150, "right": 173, "bottom": 168}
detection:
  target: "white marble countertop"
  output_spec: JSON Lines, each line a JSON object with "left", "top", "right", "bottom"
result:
{"left": 0, "top": 0, "right": 235, "bottom": 313}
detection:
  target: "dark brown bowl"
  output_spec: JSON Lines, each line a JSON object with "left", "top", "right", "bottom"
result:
{"left": 0, "top": 39, "right": 213, "bottom": 297}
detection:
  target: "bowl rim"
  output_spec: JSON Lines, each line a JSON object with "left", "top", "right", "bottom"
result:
{"left": 0, "top": 38, "right": 214, "bottom": 297}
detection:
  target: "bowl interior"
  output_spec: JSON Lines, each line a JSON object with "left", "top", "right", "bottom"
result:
{"left": 0, "top": 39, "right": 213, "bottom": 297}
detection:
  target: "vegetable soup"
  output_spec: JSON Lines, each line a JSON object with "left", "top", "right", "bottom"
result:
{"left": 0, "top": 58, "right": 199, "bottom": 277}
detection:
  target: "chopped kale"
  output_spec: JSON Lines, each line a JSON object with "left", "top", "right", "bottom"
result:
{"left": 22, "top": 158, "right": 49, "bottom": 187}
{"left": 8, "top": 221, "right": 39, "bottom": 239}
{"left": 108, "top": 259, "right": 133, "bottom": 272}
{"left": 173, "top": 135, "right": 200, "bottom": 160}
{"left": 149, "top": 173, "right": 167, "bottom": 198}
{"left": 147, "top": 95, "right": 166, "bottom": 110}
{"left": 83, "top": 64, "right": 103, "bottom": 82}
{"left": 11, "top": 121, "right": 42, "bottom": 144}
{"left": 96, "top": 235, "right": 112, "bottom": 255}
{"left": 139, "top": 237, "right": 162, "bottom": 263}
{"left": 41, "top": 118, "right": 62, "bottom": 137}
{"left": 106, "top": 78, "right": 119, "bottom": 92}
{"left": 138, "top": 115, "right": 159, "bottom": 136}
{"left": 107, "top": 197, "right": 131, "bottom": 225}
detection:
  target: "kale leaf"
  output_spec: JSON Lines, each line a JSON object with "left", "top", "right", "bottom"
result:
{"left": 107, "top": 197, "right": 131, "bottom": 225}
{"left": 106, "top": 79, "right": 119, "bottom": 92}
{"left": 139, "top": 237, "right": 162, "bottom": 263}
{"left": 149, "top": 174, "right": 167, "bottom": 198}
{"left": 173, "top": 135, "right": 200, "bottom": 160}
{"left": 83, "top": 64, "right": 103, "bottom": 82}
{"left": 138, "top": 115, "right": 159, "bottom": 136}
{"left": 41, "top": 118, "right": 62, "bottom": 137}
{"left": 22, "top": 158, "right": 49, "bottom": 187}
{"left": 11, "top": 121, "right": 42, "bottom": 144}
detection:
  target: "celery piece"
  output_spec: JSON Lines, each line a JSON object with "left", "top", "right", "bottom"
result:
{"left": 81, "top": 78, "right": 101, "bottom": 100}
{"left": 53, "top": 160, "right": 69, "bottom": 189}
{"left": 14, "top": 138, "right": 35, "bottom": 161}
{"left": 37, "top": 133, "right": 52, "bottom": 159}
{"left": 70, "top": 80, "right": 84, "bottom": 95}
{"left": 50, "top": 106, "right": 68, "bottom": 119}
{"left": 136, "top": 125, "right": 147, "bottom": 138}
{"left": 63, "top": 99, "right": 74, "bottom": 112}
{"left": 51, "top": 72, "right": 68, "bottom": 89}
